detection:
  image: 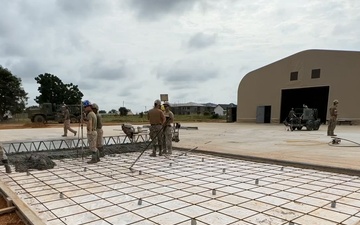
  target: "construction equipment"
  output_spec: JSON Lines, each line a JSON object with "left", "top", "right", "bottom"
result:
{"left": 284, "top": 107, "right": 321, "bottom": 131}
{"left": 122, "top": 124, "right": 136, "bottom": 140}
{"left": 27, "top": 103, "right": 81, "bottom": 123}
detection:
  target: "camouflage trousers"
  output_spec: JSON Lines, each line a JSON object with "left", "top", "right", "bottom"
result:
{"left": 162, "top": 126, "right": 172, "bottom": 153}
{"left": 149, "top": 125, "right": 163, "bottom": 151}
{"left": 97, "top": 129, "right": 103, "bottom": 148}
{"left": 87, "top": 131, "right": 98, "bottom": 152}
{"left": 0, "top": 144, "right": 8, "bottom": 160}
{"left": 64, "top": 119, "right": 77, "bottom": 135}
{"left": 327, "top": 118, "right": 337, "bottom": 135}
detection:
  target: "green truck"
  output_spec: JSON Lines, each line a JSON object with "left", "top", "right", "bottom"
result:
{"left": 27, "top": 103, "right": 82, "bottom": 123}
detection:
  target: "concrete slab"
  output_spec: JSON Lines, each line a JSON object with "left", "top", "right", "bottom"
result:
{"left": 2, "top": 123, "right": 360, "bottom": 171}
{"left": 1, "top": 151, "right": 359, "bottom": 225}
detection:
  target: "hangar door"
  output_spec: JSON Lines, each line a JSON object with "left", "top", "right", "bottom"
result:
{"left": 256, "top": 105, "right": 271, "bottom": 123}
{"left": 280, "top": 86, "right": 329, "bottom": 123}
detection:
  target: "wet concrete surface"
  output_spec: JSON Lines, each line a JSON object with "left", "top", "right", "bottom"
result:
{"left": 1, "top": 123, "right": 359, "bottom": 171}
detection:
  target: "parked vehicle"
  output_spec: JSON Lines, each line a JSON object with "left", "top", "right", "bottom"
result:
{"left": 27, "top": 103, "right": 81, "bottom": 123}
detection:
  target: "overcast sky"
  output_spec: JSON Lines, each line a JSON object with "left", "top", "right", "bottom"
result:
{"left": 1, "top": 0, "right": 359, "bottom": 113}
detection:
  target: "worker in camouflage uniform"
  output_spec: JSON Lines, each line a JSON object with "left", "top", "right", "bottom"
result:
{"left": 0, "top": 143, "right": 11, "bottom": 173}
{"left": 62, "top": 105, "right": 77, "bottom": 137}
{"left": 91, "top": 103, "right": 105, "bottom": 157}
{"left": 162, "top": 101, "right": 174, "bottom": 154}
{"left": 327, "top": 99, "right": 339, "bottom": 136}
{"left": 147, "top": 99, "right": 165, "bottom": 157}
{"left": 83, "top": 100, "right": 99, "bottom": 163}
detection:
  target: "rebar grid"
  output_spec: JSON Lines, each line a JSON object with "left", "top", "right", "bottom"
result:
{"left": 1, "top": 151, "right": 360, "bottom": 225}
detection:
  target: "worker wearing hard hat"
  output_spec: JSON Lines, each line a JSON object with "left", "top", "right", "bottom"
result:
{"left": 327, "top": 99, "right": 339, "bottom": 136}
{"left": 83, "top": 100, "right": 100, "bottom": 163}
{"left": 162, "top": 101, "right": 174, "bottom": 154}
{"left": 147, "top": 99, "right": 166, "bottom": 157}
{"left": 91, "top": 103, "right": 104, "bottom": 157}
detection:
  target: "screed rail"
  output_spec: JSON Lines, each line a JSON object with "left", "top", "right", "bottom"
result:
{"left": 0, "top": 181, "right": 47, "bottom": 225}
{"left": 2, "top": 133, "right": 150, "bottom": 154}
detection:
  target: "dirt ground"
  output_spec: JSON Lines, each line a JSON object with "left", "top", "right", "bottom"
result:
{"left": 0, "top": 196, "right": 25, "bottom": 225}
{"left": 0, "top": 123, "right": 58, "bottom": 130}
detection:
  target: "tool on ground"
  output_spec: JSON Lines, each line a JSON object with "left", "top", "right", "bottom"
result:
{"left": 163, "top": 146, "right": 198, "bottom": 161}
{"left": 328, "top": 137, "right": 360, "bottom": 147}
{"left": 129, "top": 117, "right": 170, "bottom": 171}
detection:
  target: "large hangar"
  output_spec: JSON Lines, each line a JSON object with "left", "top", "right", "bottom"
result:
{"left": 237, "top": 49, "right": 360, "bottom": 124}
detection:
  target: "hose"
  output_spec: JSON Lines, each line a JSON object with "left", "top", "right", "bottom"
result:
{"left": 328, "top": 137, "right": 360, "bottom": 147}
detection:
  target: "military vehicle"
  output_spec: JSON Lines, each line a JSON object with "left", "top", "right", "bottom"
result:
{"left": 284, "top": 106, "right": 321, "bottom": 131}
{"left": 27, "top": 103, "right": 81, "bottom": 123}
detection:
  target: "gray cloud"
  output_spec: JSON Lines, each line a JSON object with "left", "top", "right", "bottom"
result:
{"left": 188, "top": 32, "right": 217, "bottom": 49}
{"left": 56, "top": 0, "right": 108, "bottom": 18}
{"left": 3, "top": 59, "right": 44, "bottom": 83}
{"left": 81, "top": 60, "right": 130, "bottom": 81}
{"left": 156, "top": 60, "right": 218, "bottom": 88}
{"left": 117, "top": 83, "right": 140, "bottom": 97}
{"left": 128, "top": 0, "right": 198, "bottom": 20}
{"left": 1, "top": 0, "right": 359, "bottom": 113}
{"left": 78, "top": 80, "right": 98, "bottom": 91}
{"left": 0, "top": 41, "right": 25, "bottom": 57}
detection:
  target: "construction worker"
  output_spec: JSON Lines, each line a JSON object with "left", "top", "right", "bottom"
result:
{"left": 147, "top": 99, "right": 166, "bottom": 157}
{"left": 62, "top": 105, "right": 77, "bottom": 137}
{"left": 288, "top": 108, "right": 296, "bottom": 120}
{"left": 0, "top": 143, "right": 11, "bottom": 173}
{"left": 83, "top": 100, "right": 99, "bottom": 163}
{"left": 91, "top": 103, "right": 104, "bottom": 157}
{"left": 162, "top": 101, "right": 174, "bottom": 154}
{"left": 327, "top": 99, "right": 339, "bottom": 136}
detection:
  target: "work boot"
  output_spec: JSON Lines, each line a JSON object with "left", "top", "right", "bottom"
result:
{"left": 87, "top": 152, "right": 99, "bottom": 164}
{"left": 96, "top": 150, "right": 100, "bottom": 162}
{"left": 5, "top": 165, "right": 11, "bottom": 174}
{"left": 149, "top": 149, "right": 156, "bottom": 157}
{"left": 98, "top": 147, "right": 105, "bottom": 158}
{"left": 2, "top": 160, "right": 11, "bottom": 174}
{"left": 158, "top": 146, "right": 163, "bottom": 156}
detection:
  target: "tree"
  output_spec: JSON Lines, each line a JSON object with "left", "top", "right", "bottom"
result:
{"left": 34, "top": 73, "right": 83, "bottom": 105}
{"left": 0, "top": 65, "right": 28, "bottom": 119}
{"left": 108, "top": 109, "right": 117, "bottom": 114}
{"left": 119, "top": 107, "right": 128, "bottom": 116}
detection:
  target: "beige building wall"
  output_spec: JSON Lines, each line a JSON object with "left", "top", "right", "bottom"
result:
{"left": 237, "top": 49, "right": 360, "bottom": 123}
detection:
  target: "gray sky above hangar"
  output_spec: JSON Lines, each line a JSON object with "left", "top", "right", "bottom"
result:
{"left": 1, "top": 0, "right": 359, "bottom": 112}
